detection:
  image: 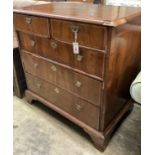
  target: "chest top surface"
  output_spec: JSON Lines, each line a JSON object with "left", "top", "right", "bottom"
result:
{"left": 13, "top": 2, "right": 140, "bottom": 26}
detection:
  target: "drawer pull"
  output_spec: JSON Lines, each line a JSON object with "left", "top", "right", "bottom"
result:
{"left": 51, "top": 41, "right": 57, "bottom": 49}
{"left": 51, "top": 65, "right": 57, "bottom": 71}
{"left": 54, "top": 88, "right": 60, "bottom": 94}
{"left": 36, "top": 83, "right": 41, "bottom": 89}
{"left": 75, "top": 81, "right": 82, "bottom": 88}
{"left": 30, "top": 40, "right": 36, "bottom": 47}
{"left": 25, "top": 17, "right": 32, "bottom": 24}
{"left": 76, "top": 55, "right": 83, "bottom": 61}
{"left": 71, "top": 25, "right": 80, "bottom": 33}
{"left": 33, "top": 63, "right": 38, "bottom": 68}
{"left": 75, "top": 104, "right": 83, "bottom": 111}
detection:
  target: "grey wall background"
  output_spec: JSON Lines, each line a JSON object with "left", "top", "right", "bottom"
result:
{"left": 105, "top": 0, "right": 141, "bottom": 6}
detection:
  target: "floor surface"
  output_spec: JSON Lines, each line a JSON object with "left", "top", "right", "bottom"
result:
{"left": 13, "top": 96, "right": 141, "bottom": 155}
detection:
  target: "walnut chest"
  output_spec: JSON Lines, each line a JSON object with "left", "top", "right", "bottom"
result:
{"left": 13, "top": 2, "right": 141, "bottom": 151}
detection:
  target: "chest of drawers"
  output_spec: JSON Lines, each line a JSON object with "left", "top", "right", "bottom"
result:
{"left": 14, "top": 2, "right": 141, "bottom": 151}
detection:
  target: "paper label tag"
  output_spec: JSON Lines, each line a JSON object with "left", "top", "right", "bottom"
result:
{"left": 73, "top": 42, "right": 79, "bottom": 54}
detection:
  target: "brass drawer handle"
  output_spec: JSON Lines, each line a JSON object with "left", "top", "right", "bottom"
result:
{"left": 30, "top": 40, "right": 36, "bottom": 47}
{"left": 33, "top": 63, "right": 38, "bottom": 68}
{"left": 76, "top": 55, "right": 83, "bottom": 61}
{"left": 75, "top": 81, "right": 82, "bottom": 88}
{"left": 36, "top": 83, "right": 41, "bottom": 89}
{"left": 25, "top": 17, "right": 32, "bottom": 24}
{"left": 71, "top": 25, "right": 80, "bottom": 33}
{"left": 75, "top": 104, "right": 83, "bottom": 111}
{"left": 51, "top": 41, "right": 57, "bottom": 49}
{"left": 51, "top": 65, "right": 57, "bottom": 71}
{"left": 54, "top": 88, "right": 59, "bottom": 94}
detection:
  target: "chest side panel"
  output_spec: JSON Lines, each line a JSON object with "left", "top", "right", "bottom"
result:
{"left": 102, "top": 18, "right": 141, "bottom": 130}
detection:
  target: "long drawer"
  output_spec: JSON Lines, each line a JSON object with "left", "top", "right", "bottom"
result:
{"left": 25, "top": 73, "right": 100, "bottom": 129}
{"left": 14, "top": 14, "right": 50, "bottom": 38}
{"left": 19, "top": 32, "right": 105, "bottom": 78}
{"left": 21, "top": 51, "right": 102, "bottom": 106}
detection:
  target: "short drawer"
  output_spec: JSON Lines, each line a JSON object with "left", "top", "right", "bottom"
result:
{"left": 21, "top": 51, "right": 102, "bottom": 106}
{"left": 26, "top": 73, "right": 100, "bottom": 129}
{"left": 51, "top": 19, "right": 107, "bottom": 50}
{"left": 14, "top": 14, "right": 50, "bottom": 38}
{"left": 19, "top": 32, "right": 105, "bottom": 78}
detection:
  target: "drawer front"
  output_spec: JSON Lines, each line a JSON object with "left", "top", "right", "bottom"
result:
{"left": 18, "top": 33, "right": 37, "bottom": 53}
{"left": 26, "top": 73, "right": 100, "bottom": 129}
{"left": 21, "top": 51, "right": 102, "bottom": 106}
{"left": 19, "top": 32, "right": 104, "bottom": 78}
{"left": 14, "top": 14, "right": 50, "bottom": 38}
{"left": 51, "top": 19, "right": 107, "bottom": 50}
